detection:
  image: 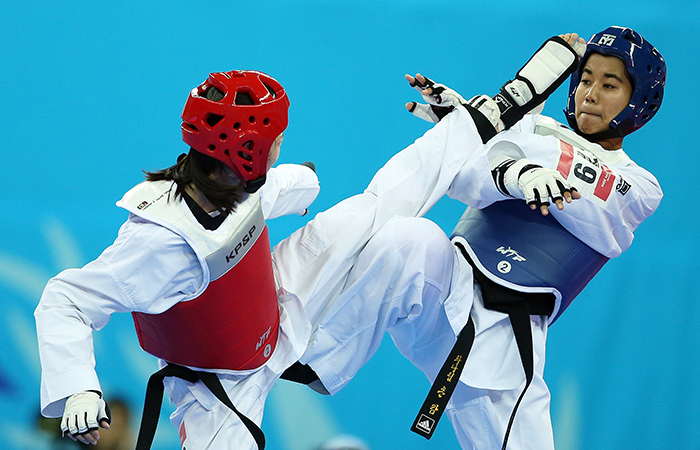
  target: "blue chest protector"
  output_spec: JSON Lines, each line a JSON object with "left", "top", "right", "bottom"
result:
{"left": 450, "top": 199, "right": 609, "bottom": 324}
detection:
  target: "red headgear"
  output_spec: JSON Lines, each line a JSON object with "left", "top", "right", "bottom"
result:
{"left": 181, "top": 70, "right": 290, "bottom": 192}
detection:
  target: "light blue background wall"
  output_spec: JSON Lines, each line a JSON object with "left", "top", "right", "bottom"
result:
{"left": 1, "top": 1, "right": 697, "bottom": 449}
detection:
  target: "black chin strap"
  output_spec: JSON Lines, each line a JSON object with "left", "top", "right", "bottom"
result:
{"left": 565, "top": 112, "right": 626, "bottom": 141}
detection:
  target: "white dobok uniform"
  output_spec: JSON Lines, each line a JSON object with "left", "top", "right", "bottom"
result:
{"left": 35, "top": 105, "right": 662, "bottom": 450}
{"left": 278, "top": 112, "right": 662, "bottom": 449}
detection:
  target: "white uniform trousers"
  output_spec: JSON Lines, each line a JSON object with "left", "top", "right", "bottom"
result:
{"left": 300, "top": 216, "right": 555, "bottom": 450}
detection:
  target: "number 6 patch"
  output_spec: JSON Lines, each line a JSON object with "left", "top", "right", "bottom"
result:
{"left": 556, "top": 140, "right": 616, "bottom": 204}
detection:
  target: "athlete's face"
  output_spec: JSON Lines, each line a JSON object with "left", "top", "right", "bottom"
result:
{"left": 574, "top": 53, "right": 633, "bottom": 136}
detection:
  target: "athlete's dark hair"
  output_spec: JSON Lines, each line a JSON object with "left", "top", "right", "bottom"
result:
{"left": 144, "top": 86, "right": 245, "bottom": 215}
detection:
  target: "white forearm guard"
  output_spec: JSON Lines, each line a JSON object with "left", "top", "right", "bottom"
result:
{"left": 495, "top": 36, "right": 581, "bottom": 130}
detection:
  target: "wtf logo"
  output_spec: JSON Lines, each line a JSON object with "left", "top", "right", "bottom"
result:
{"left": 495, "top": 246, "right": 526, "bottom": 274}
{"left": 597, "top": 34, "right": 616, "bottom": 46}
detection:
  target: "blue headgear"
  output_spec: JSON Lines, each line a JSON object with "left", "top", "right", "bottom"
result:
{"left": 565, "top": 26, "right": 666, "bottom": 139}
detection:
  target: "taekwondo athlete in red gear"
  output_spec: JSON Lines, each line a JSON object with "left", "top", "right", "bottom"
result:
{"left": 35, "top": 70, "right": 320, "bottom": 448}
{"left": 292, "top": 27, "right": 665, "bottom": 450}
{"left": 130, "top": 71, "right": 289, "bottom": 372}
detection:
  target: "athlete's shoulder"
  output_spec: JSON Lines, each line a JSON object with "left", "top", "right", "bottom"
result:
{"left": 104, "top": 213, "right": 189, "bottom": 264}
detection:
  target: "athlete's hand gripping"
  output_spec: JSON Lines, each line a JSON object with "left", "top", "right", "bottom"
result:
{"left": 504, "top": 159, "right": 580, "bottom": 215}
{"left": 405, "top": 73, "right": 467, "bottom": 123}
{"left": 61, "top": 391, "right": 111, "bottom": 445}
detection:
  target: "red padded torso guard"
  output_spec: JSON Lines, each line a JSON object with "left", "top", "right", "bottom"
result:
{"left": 132, "top": 225, "right": 279, "bottom": 371}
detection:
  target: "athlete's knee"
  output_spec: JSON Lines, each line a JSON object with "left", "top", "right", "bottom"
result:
{"left": 375, "top": 217, "right": 452, "bottom": 255}
{"left": 366, "top": 217, "right": 456, "bottom": 293}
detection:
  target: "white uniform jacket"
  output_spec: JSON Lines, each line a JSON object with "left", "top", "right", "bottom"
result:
{"left": 443, "top": 113, "right": 663, "bottom": 390}
{"left": 35, "top": 163, "right": 320, "bottom": 418}
{"left": 448, "top": 114, "right": 663, "bottom": 258}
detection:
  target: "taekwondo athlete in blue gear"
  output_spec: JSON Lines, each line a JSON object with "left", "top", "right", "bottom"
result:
{"left": 455, "top": 25, "right": 666, "bottom": 320}
{"left": 291, "top": 28, "right": 664, "bottom": 450}
{"left": 414, "top": 26, "right": 666, "bottom": 449}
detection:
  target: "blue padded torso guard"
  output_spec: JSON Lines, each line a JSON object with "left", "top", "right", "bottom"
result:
{"left": 450, "top": 200, "right": 609, "bottom": 324}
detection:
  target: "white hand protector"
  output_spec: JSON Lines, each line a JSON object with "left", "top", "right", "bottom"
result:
{"left": 408, "top": 75, "right": 467, "bottom": 107}
{"left": 504, "top": 159, "right": 575, "bottom": 207}
{"left": 407, "top": 102, "right": 446, "bottom": 123}
{"left": 61, "top": 391, "right": 111, "bottom": 436}
{"left": 407, "top": 75, "right": 467, "bottom": 123}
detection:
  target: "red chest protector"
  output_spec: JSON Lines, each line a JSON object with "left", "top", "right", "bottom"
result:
{"left": 119, "top": 181, "right": 279, "bottom": 371}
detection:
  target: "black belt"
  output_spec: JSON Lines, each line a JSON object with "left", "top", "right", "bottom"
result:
{"left": 411, "top": 242, "right": 554, "bottom": 449}
{"left": 135, "top": 363, "right": 265, "bottom": 450}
